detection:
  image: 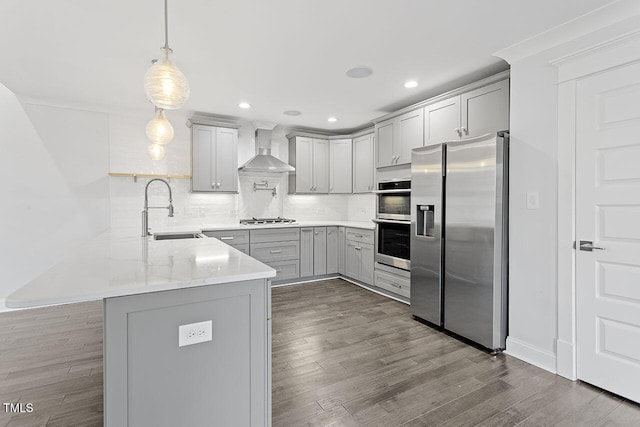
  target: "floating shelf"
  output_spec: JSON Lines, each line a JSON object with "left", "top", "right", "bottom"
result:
{"left": 109, "top": 172, "right": 191, "bottom": 183}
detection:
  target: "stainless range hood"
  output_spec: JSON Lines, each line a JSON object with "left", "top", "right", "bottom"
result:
{"left": 238, "top": 129, "right": 294, "bottom": 173}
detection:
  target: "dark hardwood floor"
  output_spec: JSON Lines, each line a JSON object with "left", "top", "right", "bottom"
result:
{"left": 271, "top": 279, "right": 640, "bottom": 427}
{"left": 0, "top": 278, "right": 638, "bottom": 426}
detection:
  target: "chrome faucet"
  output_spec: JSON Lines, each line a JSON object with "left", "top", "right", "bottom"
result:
{"left": 142, "top": 178, "right": 174, "bottom": 237}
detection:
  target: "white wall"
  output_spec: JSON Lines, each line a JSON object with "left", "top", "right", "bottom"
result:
{"left": 108, "top": 110, "right": 372, "bottom": 230}
{"left": 0, "top": 84, "right": 109, "bottom": 303}
{"left": 502, "top": 9, "right": 640, "bottom": 372}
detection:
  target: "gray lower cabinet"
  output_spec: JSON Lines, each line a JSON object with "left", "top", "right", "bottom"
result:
{"left": 344, "top": 228, "right": 374, "bottom": 286}
{"left": 313, "top": 227, "right": 327, "bottom": 275}
{"left": 300, "top": 228, "right": 314, "bottom": 277}
{"left": 250, "top": 229, "right": 300, "bottom": 282}
{"left": 104, "top": 279, "right": 269, "bottom": 427}
{"left": 326, "top": 227, "right": 338, "bottom": 274}
{"left": 337, "top": 227, "right": 346, "bottom": 275}
{"left": 202, "top": 229, "right": 249, "bottom": 245}
{"left": 374, "top": 268, "right": 410, "bottom": 299}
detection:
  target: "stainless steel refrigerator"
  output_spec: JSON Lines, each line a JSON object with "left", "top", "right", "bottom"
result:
{"left": 410, "top": 132, "right": 508, "bottom": 351}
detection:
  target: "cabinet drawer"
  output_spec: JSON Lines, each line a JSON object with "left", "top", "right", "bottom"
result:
{"left": 202, "top": 229, "right": 250, "bottom": 245}
{"left": 266, "top": 260, "right": 300, "bottom": 282}
{"left": 231, "top": 244, "right": 249, "bottom": 255}
{"left": 250, "top": 228, "right": 300, "bottom": 243}
{"left": 250, "top": 241, "right": 300, "bottom": 262}
{"left": 374, "top": 270, "right": 410, "bottom": 299}
{"left": 346, "top": 228, "right": 374, "bottom": 245}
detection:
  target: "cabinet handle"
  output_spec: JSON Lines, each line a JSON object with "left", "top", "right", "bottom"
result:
{"left": 220, "top": 237, "right": 234, "bottom": 241}
{"left": 355, "top": 247, "right": 361, "bottom": 251}
{"left": 330, "top": 186, "right": 333, "bottom": 191}
{"left": 276, "top": 269, "right": 283, "bottom": 273}
{"left": 211, "top": 182, "right": 216, "bottom": 188}
{"left": 217, "top": 183, "right": 221, "bottom": 188}
{"left": 328, "top": 231, "right": 332, "bottom": 235}
{"left": 270, "top": 249, "right": 283, "bottom": 254}
{"left": 461, "top": 127, "right": 468, "bottom": 135}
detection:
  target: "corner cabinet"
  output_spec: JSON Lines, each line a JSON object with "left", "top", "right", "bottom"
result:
{"left": 425, "top": 79, "right": 510, "bottom": 146}
{"left": 353, "top": 133, "right": 375, "bottom": 193}
{"left": 191, "top": 124, "right": 238, "bottom": 193}
{"left": 288, "top": 137, "right": 330, "bottom": 194}
{"left": 329, "top": 139, "right": 353, "bottom": 194}
{"left": 375, "top": 108, "right": 424, "bottom": 167}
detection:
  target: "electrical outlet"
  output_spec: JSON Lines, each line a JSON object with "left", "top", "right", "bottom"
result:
{"left": 178, "top": 320, "right": 212, "bottom": 347}
{"left": 526, "top": 192, "right": 539, "bottom": 209}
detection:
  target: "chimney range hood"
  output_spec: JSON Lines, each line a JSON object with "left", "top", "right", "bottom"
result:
{"left": 238, "top": 129, "right": 295, "bottom": 173}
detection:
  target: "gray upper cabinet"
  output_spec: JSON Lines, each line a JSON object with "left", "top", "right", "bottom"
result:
{"left": 353, "top": 133, "right": 374, "bottom": 193}
{"left": 425, "top": 78, "right": 510, "bottom": 146}
{"left": 461, "top": 79, "right": 510, "bottom": 138}
{"left": 376, "top": 121, "right": 395, "bottom": 168}
{"left": 329, "top": 139, "right": 353, "bottom": 194}
{"left": 424, "top": 96, "right": 462, "bottom": 147}
{"left": 376, "top": 109, "right": 424, "bottom": 167}
{"left": 191, "top": 124, "right": 238, "bottom": 193}
{"left": 288, "top": 137, "right": 330, "bottom": 194}
{"left": 313, "top": 227, "right": 327, "bottom": 276}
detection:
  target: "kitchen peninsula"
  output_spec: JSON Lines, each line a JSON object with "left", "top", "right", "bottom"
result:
{"left": 6, "top": 231, "right": 275, "bottom": 426}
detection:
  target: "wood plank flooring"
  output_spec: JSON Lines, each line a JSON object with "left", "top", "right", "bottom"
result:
{"left": 0, "top": 278, "right": 638, "bottom": 426}
{"left": 271, "top": 279, "right": 640, "bottom": 426}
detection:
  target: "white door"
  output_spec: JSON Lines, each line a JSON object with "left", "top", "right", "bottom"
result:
{"left": 576, "top": 61, "right": 640, "bottom": 403}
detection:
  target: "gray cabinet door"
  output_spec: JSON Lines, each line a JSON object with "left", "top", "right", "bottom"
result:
{"left": 425, "top": 96, "right": 462, "bottom": 146}
{"left": 191, "top": 125, "right": 215, "bottom": 192}
{"left": 353, "top": 134, "right": 374, "bottom": 193}
{"left": 360, "top": 243, "right": 374, "bottom": 286}
{"left": 294, "top": 137, "right": 313, "bottom": 193}
{"left": 461, "top": 79, "right": 510, "bottom": 139}
{"left": 329, "top": 139, "right": 353, "bottom": 193}
{"left": 376, "top": 120, "right": 394, "bottom": 167}
{"left": 313, "top": 227, "right": 327, "bottom": 276}
{"left": 312, "top": 139, "right": 330, "bottom": 193}
{"left": 300, "top": 227, "right": 314, "bottom": 277}
{"left": 326, "top": 226, "right": 338, "bottom": 274}
{"left": 338, "top": 227, "right": 346, "bottom": 275}
{"left": 345, "top": 240, "right": 360, "bottom": 280}
{"left": 215, "top": 127, "right": 238, "bottom": 192}
{"left": 397, "top": 109, "right": 424, "bottom": 165}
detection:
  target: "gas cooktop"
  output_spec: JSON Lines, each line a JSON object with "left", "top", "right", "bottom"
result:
{"left": 240, "top": 217, "right": 297, "bottom": 225}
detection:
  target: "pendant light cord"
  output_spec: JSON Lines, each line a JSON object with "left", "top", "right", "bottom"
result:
{"left": 163, "top": 0, "right": 170, "bottom": 55}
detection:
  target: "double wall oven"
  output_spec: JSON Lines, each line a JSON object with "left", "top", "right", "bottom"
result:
{"left": 374, "top": 179, "right": 411, "bottom": 271}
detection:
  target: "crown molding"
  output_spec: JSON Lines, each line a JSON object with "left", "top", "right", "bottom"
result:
{"left": 493, "top": 0, "right": 639, "bottom": 64}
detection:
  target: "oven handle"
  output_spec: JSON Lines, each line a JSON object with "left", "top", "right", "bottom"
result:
{"left": 372, "top": 219, "right": 411, "bottom": 225}
{"left": 374, "top": 189, "right": 411, "bottom": 194}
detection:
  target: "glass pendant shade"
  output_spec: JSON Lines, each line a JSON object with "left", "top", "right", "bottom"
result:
{"left": 148, "top": 143, "right": 167, "bottom": 160}
{"left": 144, "top": 53, "right": 190, "bottom": 110}
{"left": 146, "top": 108, "right": 174, "bottom": 145}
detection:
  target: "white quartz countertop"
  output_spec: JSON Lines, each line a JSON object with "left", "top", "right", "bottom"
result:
{"left": 6, "top": 231, "right": 276, "bottom": 309}
{"left": 150, "top": 220, "right": 376, "bottom": 233}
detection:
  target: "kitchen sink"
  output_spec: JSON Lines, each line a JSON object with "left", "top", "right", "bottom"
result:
{"left": 152, "top": 232, "right": 204, "bottom": 240}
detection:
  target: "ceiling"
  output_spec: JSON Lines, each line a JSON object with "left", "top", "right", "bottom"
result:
{"left": 0, "top": 0, "right": 615, "bottom": 132}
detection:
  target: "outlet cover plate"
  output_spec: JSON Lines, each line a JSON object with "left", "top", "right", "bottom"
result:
{"left": 178, "top": 320, "right": 212, "bottom": 347}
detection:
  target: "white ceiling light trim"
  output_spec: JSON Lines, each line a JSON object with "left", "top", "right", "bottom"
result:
{"left": 327, "top": 117, "right": 338, "bottom": 122}
{"left": 404, "top": 80, "right": 418, "bottom": 88}
{"left": 238, "top": 102, "right": 251, "bottom": 109}
{"left": 346, "top": 66, "right": 374, "bottom": 78}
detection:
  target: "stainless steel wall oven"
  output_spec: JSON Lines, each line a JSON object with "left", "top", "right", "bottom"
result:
{"left": 374, "top": 180, "right": 411, "bottom": 270}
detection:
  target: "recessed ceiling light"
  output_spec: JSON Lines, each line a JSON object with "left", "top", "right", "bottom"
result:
{"left": 346, "top": 66, "right": 373, "bottom": 79}
{"left": 238, "top": 102, "right": 251, "bottom": 109}
{"left": 283, "top": 110, "right": 302, "bottom": 116}
{"left": 404, "top": 80, "right": 418, "bottom": 88}
{"left": 328, "top": 117, "right": 338, "bottom": 123}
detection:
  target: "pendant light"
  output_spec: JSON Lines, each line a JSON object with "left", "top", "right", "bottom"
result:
{"left": 146, "top": 107, "right": 174, "bottom": 145}
{"left": 148, "top": 143, "right": 167, "bottom": 160}
{"left": 144, "top": 0, "right": 190, "bottom": 110}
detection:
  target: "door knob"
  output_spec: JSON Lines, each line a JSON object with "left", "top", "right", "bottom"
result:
{"left": 579, "top": 240, "right": 605, "bottom": 251}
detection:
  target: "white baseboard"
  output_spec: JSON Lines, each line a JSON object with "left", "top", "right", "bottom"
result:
{"left": 556, "top": 339, "right": 577, "bottom": 380}
{"left": 505, "top": 336, "right": 557, "bottom": 373}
